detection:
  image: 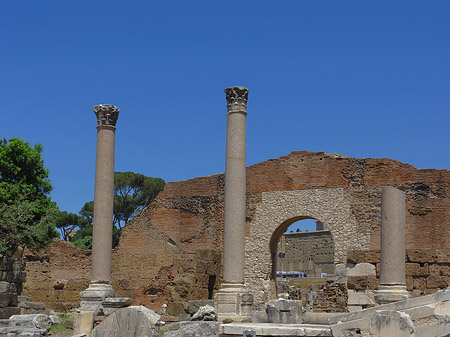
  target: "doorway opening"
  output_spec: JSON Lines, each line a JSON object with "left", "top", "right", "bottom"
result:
{"left": 271, "top": 218, "right": 335, "bottom": 300}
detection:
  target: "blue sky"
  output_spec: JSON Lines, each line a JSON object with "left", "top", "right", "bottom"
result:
{"left": 1, "top": 1, "right": 449, "bottom": 220}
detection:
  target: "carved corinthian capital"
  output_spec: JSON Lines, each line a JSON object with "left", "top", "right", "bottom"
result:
{"left": 94, "top": 104, "right": 119, "bottom": 127}
{"left": 225, "top": 87, "right": 249, "bottom": 113}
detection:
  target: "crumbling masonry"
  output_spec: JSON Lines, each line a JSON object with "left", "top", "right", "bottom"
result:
{"left": 21, "top": 151, "right": 450, "bottom": 316}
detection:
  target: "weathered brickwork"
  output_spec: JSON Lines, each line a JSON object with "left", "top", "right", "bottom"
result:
{"left": 313, "top": 281, "right": 348, "bottom": 313}
{"left": 21, "top": 240, "right": 91, "bottom": 311}
{"left": 21, "top": 151, "right": 449, "bottom": 312}
{"left": 347, "top": 249, "right": 450, "bottom": 297}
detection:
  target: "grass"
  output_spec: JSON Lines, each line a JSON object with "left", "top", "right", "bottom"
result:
{"left": 49, "top": 323, "right": 71, "bottom": 333}
{"left": 49, "top": 313, "right": 74, "bottom": 333}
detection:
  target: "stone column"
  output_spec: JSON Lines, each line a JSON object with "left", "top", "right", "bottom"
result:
{"left": 375, "top": 186, "right": 411, "bottom": 304}
{"left": 215, "top": 87, "right": 253, "bottom": 322}
{"left": 80, "top": 104, "right": 119, "bottom": 309}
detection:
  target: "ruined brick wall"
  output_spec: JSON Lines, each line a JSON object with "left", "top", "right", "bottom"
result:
{"left": 347, "top": 249, "right": 450, "bottom": 297}
{"left": 21, "top": 240, "right": 91, "bottom": 311}
{"left": 21, "top": 151, "right": 450, "bottom": 312}
{"left": 313, "top": 281, "right": 348, "bottom": 313}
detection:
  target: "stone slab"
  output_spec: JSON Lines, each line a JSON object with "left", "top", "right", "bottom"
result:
{"left": 219, "top": 323, "right": 332, "bottom": 336}
{"left": 163, "top": 321, "right": 219, "bottom": 337}
{"left": 74, "top": 311, "right": 94, "bottom": 337}
{"left": 347, "top": 290, "right": 376, "bottom": 306}
{"left": 91, "top": 306, "right": 160, "bottom": 337}
{"left": 329, "top": 289, "right": 450, "bottom": 324}
{"left": 347, "top": 263, "right": 376, "bottom": 277}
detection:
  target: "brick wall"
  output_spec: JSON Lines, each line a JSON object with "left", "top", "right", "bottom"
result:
{"left": 21, "top": 151, "right": 450, "bottom": 312}
{"left": 347, "top": 249, "right": 450, "bottom": 296}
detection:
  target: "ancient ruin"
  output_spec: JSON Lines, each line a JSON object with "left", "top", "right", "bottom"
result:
{"left": 3, "top": 88, "right": 449, "bottom": 336}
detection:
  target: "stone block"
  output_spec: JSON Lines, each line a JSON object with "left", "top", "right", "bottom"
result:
{"left": 436, "top": 250, "right": 450, "bottom": 263}
{"left": 430, "top": 264, "right": 450, "bottom": 276}
{"left": 91, "top": 306, "right": 160, "bottom": 337}
{"left": 348, "top": 305, "right": 363, "bottom": 312}
{"left": 163, "top": 321, "right": 219, "bottom": 337}
{"left": 346, "top": 251, "right": 365, "bottom": 264}
{"left": 407, "top": 250, "right": 437, "bottom": 263}
{"left": 347, "top": 263, "right": 376, "bottom": 277}
{"left": 0, "top": 307, "right": 20, "bottom": 319}
{"left": 9, "top": 314, "right": 52, "bottom": 330}
{"left": 28, "top": 302, "right": 45, "bottom": 311}
{"left": 266, "top": 299, "right": 302, "bottom": 324}
{"left": 18, "top": 296, "right": 30, "bottom": 304}
{"left": 191, "top": 304, "right": 216, "bottom": 321}
{"left": 426, "top": 275, "right": 449, "bottom": 289}
{"left": 369, "top": 310, "right": 416, "bottom": 337}
{"left": 73, "top": 311, "right": 94, "bottom": 337}
{"left": 184, "top": 299, "right": 215, "bottom": 315}
{"left": 251, "top": 309, "right": 268, "bottom": 323}
{"left": 0, "top": 282, "right": 11, "bottom": 293}
{"left": 406, "top": 263, "right": 429, "bottom": 277}
{"left": 406, "top": 277, "right": 414, "bottom": 291}
{"left": 178, "top": 313, "right": 190, "bottom": 321}
{"left": 347, "top": 276, "right": 378, "bottom": 290}
{"left": 0, "top": 292, "right": 17, "bottom": 307}
{"left": 166, "top": 302, "right": 185, "bottom": 316}
{"left": 347, "top": 290, "right": 376, "bottom": 306}
{"left": 364, "top": 251, "right": 381, "bottom": 263}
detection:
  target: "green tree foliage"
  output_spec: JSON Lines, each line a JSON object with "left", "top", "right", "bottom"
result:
{"left": 70, "top": 223, "right": 93, "bottom": 249}
{"left": 79, "top": 201, "right": 94, "bottom": 224}
{"left": 55, "top": 210, "right": 89, "bottom": 241}
{"left": 113, "top": 172, "right": 165, "bottom": 229}
{"left": 0, "top": 138, "right": 58, "bottom": 256}
{"left": 71, "top": 172, "right": 164, "bottom": 249}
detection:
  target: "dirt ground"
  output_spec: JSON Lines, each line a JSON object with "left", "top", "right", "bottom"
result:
{"left": 48, "top": 332, "right": 74, "bottom": 337}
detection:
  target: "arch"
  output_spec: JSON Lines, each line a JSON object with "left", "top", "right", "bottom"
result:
{"left": 269, "top": 216, "right": 320, "bottom": 284}
{"left": 243, "top": 188, "right": 369, "bottom": 308}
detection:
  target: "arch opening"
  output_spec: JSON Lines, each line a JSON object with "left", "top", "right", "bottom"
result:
{"left": 270, "top": 217, "right": 335, "bottom": 300}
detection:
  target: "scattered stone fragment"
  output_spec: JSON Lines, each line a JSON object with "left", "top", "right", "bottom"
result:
{"left": 163, "top": 321, "right": 219, "bottom": 337}
{"left": 191, "top": 304, "right": 216, "bottom": 321}
{"left": 91, "top": 305, "right": 160, "bottom": 337}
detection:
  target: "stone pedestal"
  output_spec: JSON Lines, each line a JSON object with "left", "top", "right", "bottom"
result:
{"left": 375, "top": 186, "right": 411, "bottom": 304}
{"left": 216, "top": 87, "right": 253, "bottom": 322}
{"left": 215, "top": 284, "right": 253, "bottom": 323}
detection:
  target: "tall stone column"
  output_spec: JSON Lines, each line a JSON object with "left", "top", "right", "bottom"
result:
{"left": 215, "top": 87, "right": 253, "bottom": 322}
{"left": 80, "top": 104, "right": 119, "bottom": 309}
{"left": 375, "top": 186, "right": 411, "bottom": 304}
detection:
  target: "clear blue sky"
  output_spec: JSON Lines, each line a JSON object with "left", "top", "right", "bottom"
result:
{"left": 1, "top": 1, "right": 449, "bottom": 217}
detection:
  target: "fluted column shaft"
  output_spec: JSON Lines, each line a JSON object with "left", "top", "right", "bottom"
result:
{"left": 91, "top": 105, "right": 119, "bottom": 284}
{"left": 223, "top": 87, "right": 248, "bottom": 285}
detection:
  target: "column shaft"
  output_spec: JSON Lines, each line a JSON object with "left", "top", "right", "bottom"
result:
{"left": 375, "top": 186, "right": 410, "bottom": 304}
{"left": 91, "top": 126, "right": 116, "bottom": 283}
{"left": 379, "top": 186, "right": 406, "bottom": 285}
{"left": 216, "top": 87, "right": 252, "bottom": 323}
{"left": 223, "top": 111, "right": 247, "bottom": 284}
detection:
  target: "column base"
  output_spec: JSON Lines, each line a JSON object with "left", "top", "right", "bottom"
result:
{"left": 374, "top": 285, "right": 411, "bottom": 304}
{"left": 80, "top": 282, "right": 117, "bottom": 312}
{"left": 215, "top": 283, "right": 253, "bottom": 323}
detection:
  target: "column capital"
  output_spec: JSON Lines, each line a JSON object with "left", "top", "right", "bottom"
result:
{"left": 225, "top": 86, "right": 248, "bottom": 113}
{"left": 94, "top": 104, "right": 119, "bottom": 127}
